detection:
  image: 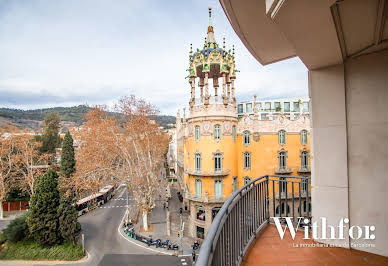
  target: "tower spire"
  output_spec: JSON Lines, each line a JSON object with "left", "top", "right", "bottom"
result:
{"left": 207, "top": 7, "right": 216, "bottom": 45}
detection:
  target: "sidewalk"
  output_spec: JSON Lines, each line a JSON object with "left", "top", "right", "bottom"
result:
{"left": 122, "top": 181, "right": 196, "bottom": 256}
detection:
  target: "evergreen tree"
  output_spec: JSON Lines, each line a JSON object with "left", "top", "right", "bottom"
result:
{"left": 60, "top": 131, "right": 75, "bottom": 178}
{"left": 26, "top": 169, "right": 62, "bottom": 246}
{"left": 41, "top": 112, "right": 61, "bottom": 154}
{"left": 58, "top": 196, "right": 81, "bottom": 245}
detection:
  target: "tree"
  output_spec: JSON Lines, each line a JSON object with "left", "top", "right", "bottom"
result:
{"left": 57, "top": 195, "right": 80, "bottom": 245}
{"left": 0, "top": 135, "right": 15, "bottom": 219}
{"left": 60, "top": 131, "right": 75, "bottom": 178}
{"left": 41, "top": 112, "right": 61, "bottom": 154}
{"left": 13, "top": 135, "right": 49, "bottom": 196}
{"left": 71, "top": 107, "right": 119, "bottom": 196}
{"left": 114, "top": 96, "right": 169, "bottom": 231}
{"left": 26, "top": 169, "right": 62, "bottom": 246}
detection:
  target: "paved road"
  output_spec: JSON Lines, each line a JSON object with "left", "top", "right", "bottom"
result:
{"left": 40, "top": 187, "right": 188, "bottom": 266}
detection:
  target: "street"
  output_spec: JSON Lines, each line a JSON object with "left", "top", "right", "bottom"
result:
{"left": 40, "top": 186, "right": 189, "bottom": 266}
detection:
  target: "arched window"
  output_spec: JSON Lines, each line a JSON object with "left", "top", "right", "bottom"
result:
{"left": 195, "top": 153, "right": 201, "bottom": 172}
{"left": 195, "top": 125, "right": 200, "bottom": 141}
{"left": 214, "top": 153, "right": 222, "bottom": 173}
{"left": 243, "top": 130, "right": 251, "bottom": 145}
{"left": 276, "top": 202, "right": 290, "bottom": 215}
{"left": 278, "top": 130, "right": 286, "bottom": 144}
{"left": 244, "top": 177, "right": 251, "bottom": 185}
{"left": 232, "top": 126, "right": 236, "bottom": 142}
{"left": 195, "top": 179, "right": 202, "bottom": 198}
{"left": 279, "top": 151, "right": 287, "bottom": 170}
{"left": 301, "top": 151, "right": 309, "bottom": 170}
{"left": 214, "top": 124, "right": 221, "bottom": 140}
{"left": 244, "top": 152, "right": 251, "bottom": 169}
{"left": 300, "top": 130, "right": 308, "bottom": 145}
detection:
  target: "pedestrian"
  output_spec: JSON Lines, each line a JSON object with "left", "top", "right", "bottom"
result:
{"left": 163, "top": 202, "right": 166, "bottom": 209}
{"left": 192, "top": 251, "right": 196, "bottom": 263}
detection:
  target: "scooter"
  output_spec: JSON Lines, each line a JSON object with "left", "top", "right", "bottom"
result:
{"left": 168, "top": 243, "right": 179, "bottom": 250}
{"left": 147, "top": 238, "right": 158, "bottom": 247}
{"left": 192, "top": 241, "right": 200, "bottom": 250}
{"left": 155, "top": 239, "right": 162, "bottom": 248}
{"left": 161, "top": 239, "right": 170, "bottom": 248}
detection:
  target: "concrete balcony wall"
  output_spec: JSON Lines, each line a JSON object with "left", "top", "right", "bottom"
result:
{"left": 309, "top": 63, "right": 350, "bottom": 248}
{"left": 345, "top": 49, "right": 388, "bottom": 257}
{"left": 310, "top": 50, "right": 388, "bottom": 256}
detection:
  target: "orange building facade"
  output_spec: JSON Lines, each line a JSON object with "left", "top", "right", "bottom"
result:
{"left": 175, "top": 8, "right": 311, "bottom": 239}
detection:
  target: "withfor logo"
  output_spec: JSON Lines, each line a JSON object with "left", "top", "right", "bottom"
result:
{"left": 271, "top": 217, "right": 375, "bottom": 240}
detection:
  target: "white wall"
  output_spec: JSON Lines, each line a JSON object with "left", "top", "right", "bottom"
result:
{"left": 310, "top": 49, "right": 388, "bottom": 257}
{"left": 310, "top": 63, "right": 350, "bottom": 248}
{"left": 345, "top": 49, "right": 388, "bottom": 257}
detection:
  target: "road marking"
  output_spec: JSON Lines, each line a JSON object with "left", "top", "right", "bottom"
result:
{"left": 181, "top": 258, "right": 185, "bottom": 261}
{"left": 182, "top": 263, "right": 187, "bottom": 265}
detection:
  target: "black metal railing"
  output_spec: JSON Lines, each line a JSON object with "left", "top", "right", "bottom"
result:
{"left": 197, "top": 175, "right": 311, "bottom": 266}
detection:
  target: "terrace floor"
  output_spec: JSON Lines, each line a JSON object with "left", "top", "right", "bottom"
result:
{"left": 242, "top": 225, "right": 388, "bottom": 266}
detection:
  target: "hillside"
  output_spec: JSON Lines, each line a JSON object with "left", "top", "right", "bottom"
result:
{"left": 0, "top": 105, "right": 176, "bottom": 130}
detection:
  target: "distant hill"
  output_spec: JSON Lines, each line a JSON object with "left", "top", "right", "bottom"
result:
{"left": 0, "top": 105, "right": 176, "bottom": 130}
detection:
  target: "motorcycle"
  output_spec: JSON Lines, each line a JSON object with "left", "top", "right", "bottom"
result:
{"left": 155, "top": 239, "right": 162, "bottom": 248}
{"left": 168, "top": 243, "right": 179, "bottom": 250}
{"left": 161, "top": 239, "right": 170, "bottom": 248}
{"left": 192, "top": 241, "right": 200, "bottom": 250}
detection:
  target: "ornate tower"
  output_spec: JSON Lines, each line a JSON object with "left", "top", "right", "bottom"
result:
{"left": 183, "top": 7, "right": 239, "bottom": 239}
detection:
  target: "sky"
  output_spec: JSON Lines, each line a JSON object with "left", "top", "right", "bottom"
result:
{"left": 0, "top": 0, "right": 308, "bottom": 115}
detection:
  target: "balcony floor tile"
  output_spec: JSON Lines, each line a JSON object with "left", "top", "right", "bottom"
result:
{"left": 242, "top": 225, "right": 388, "bottom": 266}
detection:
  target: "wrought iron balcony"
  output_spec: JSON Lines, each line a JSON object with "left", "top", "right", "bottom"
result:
{"left": 197, "top": 175, "right": 311, "bottom": 266}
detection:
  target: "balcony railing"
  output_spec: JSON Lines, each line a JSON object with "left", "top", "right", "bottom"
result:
{"left": 185, "top": 169, "right": 230, "bottom": 177}
{"left": 187, "top": 193, "right": 227, "bottom": 203}
{"left": 197, "top": 175, "right": 311, "bottom": 266}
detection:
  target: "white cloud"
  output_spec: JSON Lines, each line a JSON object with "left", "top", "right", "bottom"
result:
{"left": 0, "top": 0, "right": 308, "bottom": 115}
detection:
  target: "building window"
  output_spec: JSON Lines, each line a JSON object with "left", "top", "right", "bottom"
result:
{"left": 214, "top": 180, "right": 223, "bottom": 199}
{"left": 274, "top": 102, "right": 281, "bottom": 112}
{"left": 246, "top": 103, "right": 252, "bottom": 113}
{"left": 303, "top": 201, "right": 311, "bottom": 213}
{"left": 195, "top": 153, "right": 201, "bottom": 172}
{"left": 244, "top": 152, "right": 251, "bottom": 169}
{"left": 232, "top": 177, "right": 238, "bottom": 192}
{"left": 279, "top": 151, "right": 287, "bottom": 170}
{"left": 293, "top": 102, "right": 300, "bottom": 112}
{"left": 214, "top": 153, "right": 222, "bottom": 173}
{"left": 232, "top": 126, "right": 236, "bottom": 142}
{"left": 256, "top": 102, "right": 262, "bottom": 111}
{"left": 261, "top": 113, "right": 268, "bottom": 120}
{"left": 195, "top": 179, "right": 202, "bottom": 198}
{"left": 303, "top": 102, "right": 309, "bottom": 112}
{"left": 301, "top": 151, "right": 309, "bottom": 169}
{"left": 279, "top": 177, "right": 287, "bottom": 193}
{"left": 196, "top": 206, "right": 205, "bottom": 221}
{"left": 214, "top": 124, "right": 221, "bottom": 140}
{"left": 300, "top": 130, "right": 308, "bottom": 145}
{"left": 244, "top": 177, "right": 251, "bottom": 185}
{"left": 237, "top": 104, "right": 244, "bottom": 113}
{"left": 278, "top": 130, "right": 286, "bottom": 145}
{"left": 276, "top": 202, "right": 290, "bottom": 215}
{"left": 195, "top": 125, "right": 200, "bottom": 141}
{"left": 243, "top": 130, "right": 250, "bottom": 145}
{"left": 284, "top": 102, "right": 290, "bottom": 112}
{"left": 196, "top": 226, "right": 205, "bottom": 239}
{"left": 265, "top": 102, "right": 271, "bottom": 111}
{"left": 212, "top": 207, "right": 221, "bottom": 220}
{"left": 301, "top": 179, "right": 308, "bottom": 193}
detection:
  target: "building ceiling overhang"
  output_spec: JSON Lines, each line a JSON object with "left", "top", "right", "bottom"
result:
{"left": 220, "top": 0, "right": 388, "bottom": 70}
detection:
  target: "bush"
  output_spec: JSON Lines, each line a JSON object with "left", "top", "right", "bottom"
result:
{"left": 0, "top": 240, "right": 84, "bottom": 261}
{"left": 0, "top": 232, "right": 6, "bottom": 245}
{"left": 3, "top": 213, "right": 29, "bottom": 243}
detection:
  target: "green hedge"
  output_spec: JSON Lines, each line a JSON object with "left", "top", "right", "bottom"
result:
{"left": 0, "top": 240, "right": 84, "bottom": 261}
